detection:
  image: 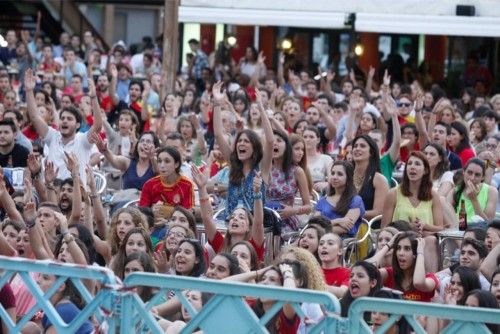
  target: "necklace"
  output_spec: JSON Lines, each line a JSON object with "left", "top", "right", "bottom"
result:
{"left": 354, "top": 173, "right": 365, "bottom": 189}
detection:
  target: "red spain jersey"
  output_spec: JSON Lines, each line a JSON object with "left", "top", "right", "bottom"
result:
{"left": 139, "top": 175, "right": 194, "bottom": 209}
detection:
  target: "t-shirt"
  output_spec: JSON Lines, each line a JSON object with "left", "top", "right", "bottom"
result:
{"left": 42, "top": 302, "right": 93, "bottom": 334}
{"left": 447, "top": 150, "right": 462, "bottom": 171}
{"left": 384, "top": 266, "right": 438, "bottom": 302}
{"left": 315, "top": 195, "right": 365, "bottom": 236}
{"left": 0, "top": 284, "right": 15, "bottom": 334}
{"left": 209, "top": 230, "right": 265, "bottom": 263}
{"left": 0, "top": 144, "right": 29, "bottom": 167}
{"left": 322, "top": 267, "right": 350, "bottom": 287}
{"left": 139, "top": 175, "right": 194, "bottom": 209}
{"left": 380, "top": 154, "right": 396, "bottom": 185}
{"left": 456, "top": 147, "right": 475, "bottom": 167}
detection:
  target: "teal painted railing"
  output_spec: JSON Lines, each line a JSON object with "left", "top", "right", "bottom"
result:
{"left": 1, "top": 256, "right": 500, "bottom": 333}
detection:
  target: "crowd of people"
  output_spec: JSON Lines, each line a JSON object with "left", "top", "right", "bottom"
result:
{"left": 0, "top": 25, "right": 499, "bottom": 334}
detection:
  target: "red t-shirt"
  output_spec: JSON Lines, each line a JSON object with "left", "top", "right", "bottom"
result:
{"left": 209, "top": 230, "right": 265, "bottom": 263}
{"left": 383, "top": 266, "right": 439, "bottom": 302}
{"left": 322, "top": 267, "right": 350, "bottom": 287}
{"left": 275, "top": 310, "right": 300, "bottom": 334}
{"left": 22, "top": 123, "right": 58, "bottom": 141}
{"left": 139, "top": 175, "right": 194, "bottom": 209}
{"left": 0, "top": 284, "right": 15, "bottom": 334}
{"left": 400, "top": 143, "right": 420, "bottom": 163}
{"left": 97, "top": 92, "right": 115, "bottom": 114}
{"left": 457, "top": 148, "right": 476, "bottom": 167}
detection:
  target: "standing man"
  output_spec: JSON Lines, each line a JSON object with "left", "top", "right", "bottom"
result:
{"left": 188, "top": 39, "right": 209, "bottom": 93}
{"left": 25, "top": 69, "right": 102, "bottom": 183}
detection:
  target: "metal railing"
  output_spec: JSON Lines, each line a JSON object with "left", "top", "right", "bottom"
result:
{"left": 1, "top": 256, "right": 500, "bottom": 333}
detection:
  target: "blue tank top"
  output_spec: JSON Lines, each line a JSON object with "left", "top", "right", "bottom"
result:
{"left": 225, "top": 168, "right": 266, "bottom": 219}
{"left": 122, "top": 159, "right": 155, "bottom": 190}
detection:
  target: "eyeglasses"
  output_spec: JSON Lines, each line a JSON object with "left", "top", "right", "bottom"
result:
{"left": 399, "top": 103, "right": 412, "bottom": 108}
{"left": 486, "top": 143, "right": 498, "bottom": 149}
{"left": 139, "top": 138, "right": 154, "bottom": 145}
{"left": 167, "top": 231, "right": 187, "bottom": 239}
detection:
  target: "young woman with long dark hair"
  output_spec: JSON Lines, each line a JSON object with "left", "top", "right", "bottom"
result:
{"left": 448, "top": 121, "right": 475, "bottom": 166}
{"left": 315, "top": 161, "right": 365, "bottom": 236}
{"left": 448, "top": 158, "right": 498, "bottom": 223}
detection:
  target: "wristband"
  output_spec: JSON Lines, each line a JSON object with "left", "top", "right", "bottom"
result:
{"left": 417, "top": 252, "right": 424, "bottom": 256}
{"left": 252, "top": 193, "right": 263, "bottom": 201}
{"left": 25, "top": 218, "right": 36, "bottom": 229}
{"left": 89, "top": 193, "right": 99, "bottom": 199}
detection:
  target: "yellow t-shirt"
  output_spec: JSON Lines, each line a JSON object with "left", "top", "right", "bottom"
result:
{"left": 392, "top": 186, "right": 434, "bottom": 225}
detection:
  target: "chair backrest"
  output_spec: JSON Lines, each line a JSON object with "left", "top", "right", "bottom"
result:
{"left": 93, "top": 170, "right": 107, "bottom": 194}
{"left": 123, "top": 199, "right": 139, "bottom": 208}
{"left": 344, "top": 219, "right": 373, "bottom": 266}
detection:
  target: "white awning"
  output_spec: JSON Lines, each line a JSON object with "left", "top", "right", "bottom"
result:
{"left": 178, "top": 6, "right": 347, "bottom": 29}
{"left": 356, "top": 12, "right": 500, "bottom": 37}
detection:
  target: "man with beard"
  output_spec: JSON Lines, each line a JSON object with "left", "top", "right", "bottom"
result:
{"left": 25, "top": 69, "right": 102, "bottom": 184}
{"left": 0, "top": 119, "right": 29, "bottom": 168}
{"left": 57, "top": 179, "right": 74, "bottom": 216}
{"left": 97, "top": 64, "right": 119, "bottom": 122}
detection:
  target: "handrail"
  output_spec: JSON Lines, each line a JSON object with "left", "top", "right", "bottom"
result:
{"left": 123, "top": 272, "right": 343, "bottom": 334}
{"left": 1, "top": 256, "right": 499, "bottom": 334}
{"left": 348, "top": 297, "right": 500, "bottom": 334}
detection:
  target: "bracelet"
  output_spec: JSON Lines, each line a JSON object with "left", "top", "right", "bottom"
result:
{"left": 417, "top": 252, "right": 424, "bottom": 256}
{"left": 252, "top": 193, "right": 263, "bottom": 201}
{"left": 283, "top": 274, "right": 294, "bottom": 280}
{"left": 89, "top": 193, "right": 99, "bottom": 199}
{"left": 199, "top": 197, "right": 210, "bottom": 203}
{"left": 25, "top": 218, "right": 36, "bottom": 229}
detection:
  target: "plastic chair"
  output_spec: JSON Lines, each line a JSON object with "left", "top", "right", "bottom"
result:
{"left": 390, "top": 177, "right": 399, "bottom": 188}
{"left": 293, "top": 197, "right": 317, "bottom": 227}
{"left": 343, "top": 219, "right": 374, "bottom": 266}
{"left": 93, "top": 170, "right": 107, "bottom": 194}
{"left": 123, "top": 199, "right": 139, "bottom": 208}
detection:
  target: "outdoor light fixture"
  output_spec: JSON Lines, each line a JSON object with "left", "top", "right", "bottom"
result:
{"left": 281, "top": 38, "right": 292, "bottom": 50}
{"left": 354, "top": 43, "right": 364, "bottom": 56}
{"left": 226, "top": 35, "right": 237, "bottom": 47}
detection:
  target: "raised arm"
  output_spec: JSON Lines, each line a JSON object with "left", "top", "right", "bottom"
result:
{"left": 251, "top": 172, "right": 264, "bottom": 247}
{"left": 24, "top": 202, "right": 53, "bottom": 260}
{"left": 87, "top": 77, "right": 103, "bottom": 136}
{"left": 91, "top": 132, "right": 131, "bottom": 172}
{"left": 381, "top": 188, "right": 397, "bottom": 228}
{"left": 212, "top": 82, "right": 232, "bottom": 161}
{"left": 313, "top": 101, "right": 336, "bottom": 141}
{"left": 256, "top": 89, "right": 274, "bottom": 184}
{"left": 366, "top": 232, "right": 401, "bottom": 267}
{"left": 414, "top": 95, "right": 430, "bottom": 145}
{"left": 108, "top": 63, "right": 120, "bottom": 106}
{"left": 365, "top": 66, "right": 375, "bottom": 97}
{"left": 384, "top": 96, "right": 401, "bottom": 163}
{"left": 191, "top": 165, "right": 217, "bottom": 242}
{"left": 277, "top": 52, "right": 286, "bottom": 87}
{"left": 279, "top": 263, "right": 299, "bottom": 320}
{"left": 27, "top": 153, "right": 47, "bottom": 202}
{"left": 43, "top": 160, "right": 59, "bottom": 203}
{"left": 65, "top": 153, "right": 83, "bottom": 225}
{"left": 25, "top": 69, "right": 49, "bottom": 138}
{"left": 413, "top": 238, "right": 437, "bottom": 292}
{"left": 0, "top": 169, "right": 24, "bottom": 223}
{"left": 345, "top": 98, "right": 362, "bottom": 142}
{"left": 190, "top": 113, "right": 207, "bottom": 156}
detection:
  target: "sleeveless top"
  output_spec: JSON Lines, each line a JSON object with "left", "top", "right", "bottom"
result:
{"left": 225, "top": 167, "right": 266, "bottom": 219}
{"left": 266, "top": 166, "right": 298, "bottom": 206}
{"left": 122, "top": 159, "right": 155, "bottom": 190}
{"left": 358, "top": 173, "right": 375, "bottom": 211}
{"left": 455, "top": 183, "right": 489, "bottom": 222}
{"left": 392, "top": 186, "right": 434, "bottom": 225}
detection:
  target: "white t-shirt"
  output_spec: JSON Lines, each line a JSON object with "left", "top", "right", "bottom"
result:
{"left": 308, "top": 154, "right": 333, "bottom": 183}
{"left": 432, "top": 171, "right": 454, "bottom": 192}
{"left": 42, "top": 127, "right": 96, "bottom": 185}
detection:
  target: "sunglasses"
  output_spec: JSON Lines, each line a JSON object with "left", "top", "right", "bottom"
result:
{"left": 399, "top": 102, "right": 412, "bottom": 108}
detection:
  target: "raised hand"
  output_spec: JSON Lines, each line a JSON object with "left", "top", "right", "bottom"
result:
{"left": 24, "top": 69, "right": 36, "bottom": 91}
{"left": 153, "top": 250, "right": 170, "bottom": 274}
{"left": 368, "top": 66, "right": 376, "bottom": 78}
{"left": 85, "top": 165, "right": 97, "bottom": 193}
{"left": 257, "top": 51, "right": 266, "bottom": 65}
{"left": 23, "top": 201, "right": 37, "bottom": 222}
{"left": 27, "top": 153, "right": 42, "bottom": 176}
{"left": 44, "top": 160, "right": 58, "bottom": 184}
{"left": 414, "top": 93, "right": 424, "bottom": 111}
{"left": 212, "top": 81, "right": 226, "bottom": 102}
{"left": 191, "top": 164, "right": 208, "bottom": 189}
{"left": 64, "top": 152, "right": 79, "bottom": 177}
{"left": 88, "top": 76, "right": 97, "bottom": 97}
{"left": 383, "top": 69, "right": 391, "bottom": 87}
{"left": 109, "top": 63, "right": 118, "bottom": 78}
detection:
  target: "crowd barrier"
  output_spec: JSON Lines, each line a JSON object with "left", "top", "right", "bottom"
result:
{"left": 0, "top": 256, "right": 499, "bottom": 333}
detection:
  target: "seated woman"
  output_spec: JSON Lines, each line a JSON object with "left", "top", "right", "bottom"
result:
{"left": 154, "top": 224, "right": 196, "bottom": 274}
{"left": 382, "top": 151, "right": 443, "bottom": 272}
{"left": 176, "top": 114, "right": 207, "bottom": 166}
{"left": 315, "top": 161, "right": 365, "bottom": 237}
{"left": 297, "top": 223, "right": 326, "bottom": 261}
{"left": 122, "top": 251, "right": 157, "bottom": 302}
{"left": 448, "top": 158, "right": 498, "bottom": 225}
{"left": 267, "top": 129, "right": 311, "bottom": 234}
{"left": 139, "top": 147, "right": 195, "bottom": 211}
{"left": 96, "top": 131, "right": 159, "bottom": 191}
{"left": 464, "top": 290, "right": 499, "bottom": 333}
{"left": 192, "top": 164, "right": 265, "bottom": 263}
{"left": 110, "top": 227, "right": 153, "bottom": 278}
{"left": 351, "top": 135, "right": 389, "bottom": 220}
{"left": 377, "top": 232, "right": 439, "bottom": 302}
{"left": 424, "top": 143, "right": 454, "bottom": 198}
{"left": 303, "top": 126, "right": 333, "bottom": 193}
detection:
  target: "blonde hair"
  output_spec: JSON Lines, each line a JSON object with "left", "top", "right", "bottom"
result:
{"left": 281, "top": 246, "right": 327, "bottom": 291}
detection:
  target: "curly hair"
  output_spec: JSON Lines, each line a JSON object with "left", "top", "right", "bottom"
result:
{"left": 111, "top": 227, "right": 153, "bottom": 279}
{"left": 281, "top": 246, "right": 327, "bottom": 291}
{"left": 108, "top": 207, "right": 149, "bottom": 255}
